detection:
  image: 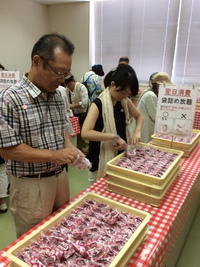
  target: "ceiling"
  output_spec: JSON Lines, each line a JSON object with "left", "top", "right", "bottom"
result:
{"left": 29, "top": 0, "right": 88, "bottom": 5}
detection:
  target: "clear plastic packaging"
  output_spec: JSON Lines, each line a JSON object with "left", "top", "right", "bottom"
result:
{"left": 125, "top": 145, "right": 138, "bottom": 157}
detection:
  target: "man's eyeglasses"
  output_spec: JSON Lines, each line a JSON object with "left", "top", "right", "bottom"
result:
{"left": 39, "top": 55, "right": 70, "bottom": 79}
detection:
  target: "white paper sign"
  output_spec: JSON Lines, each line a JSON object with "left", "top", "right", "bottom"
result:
{"left": 155, "top": 85, "right": 198, "bottom": 136}
{"left": 0, "top": 70, "right": 20, "bottom": 90}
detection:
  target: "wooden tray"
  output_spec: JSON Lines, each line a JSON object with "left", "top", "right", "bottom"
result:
{"left": 151, "top": 129, "right": 200, "bottom": 157}
{"left": 107, "top": 167, "right": 179, "bottom": 207}
{"left": 106, "top": 143, "right": 183, "bottom": 187}
{"left": 107, "top": 165, "right": 180, "bottom": 196}
{"left": 6, "top": 192, "right": 151, "bottom": 267}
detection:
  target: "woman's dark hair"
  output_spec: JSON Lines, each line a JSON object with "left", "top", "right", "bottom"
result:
{"left": 152, "top": 83, "right": 158, "bottom": 92}
{"left": 64, "top": 75, "right": 74, "bottom": 85}
{"left": 149, "top": 72, "right": 159, "bottom": 92}
{"left": 31, "top": 32, "right": 75, "bottom": 62}
{"left": 0, "top": 64, "right": 6, "bottom": 70}
{"left": 104, "top": 65, "right": 139, "bottom": 96}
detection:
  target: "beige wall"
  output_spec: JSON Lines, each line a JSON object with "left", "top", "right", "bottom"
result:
{"left": 0, "top": 0, "right": 49, "bottom": 76}
{"left": 48, "top": 2, "right": 90, "bottom": 81}
{"left": 0, "top": 0, "right": 89, "bottom": 81}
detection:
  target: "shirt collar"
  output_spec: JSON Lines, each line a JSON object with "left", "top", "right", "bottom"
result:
{"left": 22, "top": 74, "right": 58, "bottom": 100}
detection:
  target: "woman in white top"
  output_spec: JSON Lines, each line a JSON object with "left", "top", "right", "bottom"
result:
{"left": 137, "top": 72, "right": 173, "bottom": 143}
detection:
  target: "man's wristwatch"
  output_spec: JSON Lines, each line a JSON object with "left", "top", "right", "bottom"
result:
{"left": 113, "top": 133, "right": 120, "bottom": 142}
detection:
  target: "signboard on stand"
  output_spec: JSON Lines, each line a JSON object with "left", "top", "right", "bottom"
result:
{"left": 155, "top": 85, "right": 198, "bottom": 136}
{"left": 0, "top": 70, "right": 20, "bottom": 90}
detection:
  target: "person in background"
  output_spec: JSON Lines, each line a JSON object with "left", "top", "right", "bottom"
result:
{"left": 118, "top": 56, "right": 129, "bottom": 65}
{"left": 0, "top": 63, "right": 9, "bottom": 213}
{"left": 137, "top": 72, "right": 173, "bottom": 143}
{"left": 57, "top": 83, "right": 75, "bottom": 172}
{"left": 81, "top": 64, "right": 104, "bottom": 102}
{"left": 57, "top": 82, "right": 74, "bottom": 135}
{"left": 0, "top": 33, "right": 85, "bottom": 238}
{"left": 64, "top": 74, "right": 89, "bottom": 153}
{"left": 81, "top": 64, "right": 144, "bottom": 184}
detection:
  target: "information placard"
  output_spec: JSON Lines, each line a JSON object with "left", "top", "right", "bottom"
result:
{"left": 0, "top": 70, "right": 20, "bottom": 90}
{"left": 155, "top": 85, "right": 198, "bottom": 136}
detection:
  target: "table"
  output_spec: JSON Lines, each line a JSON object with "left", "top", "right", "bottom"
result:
{"left": 0, "top": 144, "right": 200, "bottom": 267}
{"left": 194, "top": 108, "right": 200, "bottom": 130}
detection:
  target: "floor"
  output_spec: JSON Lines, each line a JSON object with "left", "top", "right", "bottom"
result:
{"left": 0, "top": 166, "right": 89, "bottom": 251}
{"left": 0, "top": 166, "right": 200, "bottom": 266}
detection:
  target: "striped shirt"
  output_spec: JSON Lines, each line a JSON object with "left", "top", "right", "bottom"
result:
{"left": 0, "top": 74, "right": 68, "bottom": 177}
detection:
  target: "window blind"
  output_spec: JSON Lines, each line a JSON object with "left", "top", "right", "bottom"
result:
{"left": 91, "top": 0, "right": 200, "bottom": 86}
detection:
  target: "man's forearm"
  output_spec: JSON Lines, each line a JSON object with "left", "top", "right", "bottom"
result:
{"left": 0, "top": 144, "right": 54, "bottom": 162}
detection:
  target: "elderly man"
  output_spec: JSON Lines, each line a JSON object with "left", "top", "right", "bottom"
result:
{"left": 0, "top": 33, "right": 84, "bottom": 237}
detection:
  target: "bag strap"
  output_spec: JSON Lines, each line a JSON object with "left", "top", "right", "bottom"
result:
{"left": 69, "top": 91, "right": 72, "bottom": 104}
{"left": 89, "top": 88, "right": 96, "bottom": 98}
{"left": 83, "top": 73, "right": 96, "bottom": 98}
{"left": 83, "top": 73, "right": 94, "bottom": 83}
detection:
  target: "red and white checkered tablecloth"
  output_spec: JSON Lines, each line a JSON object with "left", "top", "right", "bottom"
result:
{"left": 194, "top": 108, "right": 200, "bottom": 130}
{"left": 0, "top": 144, "right": 200, "bottom": 267}
{"left": 69, "top": 116, "right": 80, "bottom": 136}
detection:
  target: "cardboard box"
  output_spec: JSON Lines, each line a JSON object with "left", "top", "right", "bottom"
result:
{"left": 7, "top": 192, "right": 151, "bottom": 267}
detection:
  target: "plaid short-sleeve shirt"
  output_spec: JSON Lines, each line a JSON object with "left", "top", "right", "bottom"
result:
{"left": 0, "top": 74, "right": 68, "bottom": 177}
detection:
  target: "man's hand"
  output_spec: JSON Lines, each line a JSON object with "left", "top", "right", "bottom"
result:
{"left": 53, "top": 147, "right": 79, "bottom": 165}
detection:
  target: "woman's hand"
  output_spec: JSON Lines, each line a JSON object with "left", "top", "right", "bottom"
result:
{"left": 131, "top": 130, "right": 141, "bottom": 145}
{"left": 113, "top": 137, "right": 127, "bottom": 151}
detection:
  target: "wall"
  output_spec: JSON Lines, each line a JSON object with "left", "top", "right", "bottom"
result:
{"left": 0, "top": 0, "right": 89, "bottom": 81}
{"left": 47, "top": 2, "right": 90, "bottom": 81}
{"left": 0, "top": 0, "right": 49, "bottom": 76}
